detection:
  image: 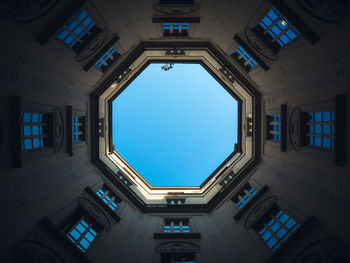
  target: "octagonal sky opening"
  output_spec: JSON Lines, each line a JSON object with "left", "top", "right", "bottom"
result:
{"left": 112, "top": 62, "right": 238, "bottom": 187}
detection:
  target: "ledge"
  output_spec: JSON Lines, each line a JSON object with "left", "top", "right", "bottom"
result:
{"left": 233, "top": 185, "right": 269, "bottom": 220}
{"left": 152, "top": 17, "right": 200, "bottom": 23}
{"left": 39, "top": 217, "right": 92, "bottom": 263}
{"left": 153, "top": 233, "right": 201, "bottom": 239}
{"left": 85, "top": 186, "right": 121, "bottom": 222}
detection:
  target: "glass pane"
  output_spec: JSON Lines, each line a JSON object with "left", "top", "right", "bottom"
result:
{"left": 279, "top": 213, "right": 289, "bottom": 224}
{"left": 22, "top": 113, "right": 32, "bottom": 123}
{"left": 324, "top": 125, "right": 331, "bottom": 135}
{"left": 267, "top": 9, "right": 279, "bottom": 21}
{"left": 70, "top": 229, "right": 81, "bottom": 240}
{"left": 33, "top": 138, "right": 40, "bottom": 148}
{"left": 315, "top": 125, "right": 321, "bottom": 134}
{"left": 285, "top": 218, "right": 296, "bottom": 229}
{"left": 24, "top": 139, "right": 32, "bottom": 149}
{"left": 79, "top": 238, "right": 90, "bottom": 250}
{"left": 24, "top": 126, "right": 31, "bottom": 136}
{"left": 270, "top": 222, "right": 281, "bottom": 232}
{"left": 323, "top": 112, "right": 331, "bottom": 122}
{"left": 315, "top": 137, "right": 321, "bottom": 147}
{"left": 276, "top": 228, "right": 287, "bottom": 239}
{"left": 262, "top": 231, "right": 272, "bottom": 241}
{"left": 267, "top": 237, "right": 278, "bottom": 248}
{"left": 76, "top": 223, "right": 86, "bottom": 234}
{"left": 32, "top": 126, "right": 39, "bottom": 136}
{"left": 323, "top": 137, "right": 331, "bottom": 148}
{"left": 85, "top": 232, "right": 95, "bottom": 242}
{"left": 315, "top": 112, "right": 322, "bottom": 122}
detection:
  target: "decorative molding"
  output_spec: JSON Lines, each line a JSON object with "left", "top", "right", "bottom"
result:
{"left": 244, "top": 27, "right": 279, "bottom": 61}
{"left": 244, "top": 196, "right": 278, "bottom": 229}
{"left": 52, "top": 107, "right": 64, "bottom": 153}
{"left": 83, "top": 34, "right": 120, "bottom": 72}
{"left": 334, "top": 94, "right": 345, "bottom": 165}
{"left": 233, "top": 185, "right": 269, "bottom": 221}
{"left": 39, "top": 217, "right": 92, "bottom": 263}
{"left": 77, "top": 197, "right": 111, "bottom": 231}
{"left": 153, "top": 0, "right": 200, "bottom": 15}
{"left": 281, "top": 104, "right": 287, "bottom": 152}
{"left": 156, "top": 241, "right": 200, "bottom": 252}
{"left": 154, "top": 233, "right": 201, "bottom": 239}
{"left": 85, "top": 186, "right": 121, "bottom": 222}
{"left": 289, "top": 106, "right": 302, "bottom": 152}
{"left": 233, "top": 34, "right": 269, "bottom": 71}
{"left": 90, "top": 41, "right": 261, "bottom": 213}
{"left": 152, "top": 17, "right": 200, "bottom": 23}
{"left": 66, "top": 105, "right": 73, "bottom": 157}
{"left": 8, "top": 0, "right": 60, "bottom": 23}
{"left": 166, "top": 49, "right": 186, "bottom": 55}
{"left": 37, "top": 0, "right": 88, "bottom": 46}
{"left": 292, "top": 238, "right": 349, "bottom": 263}
{"left": 75, "top": 28, "right": 109, "bottom": 62}
{"left": 13, "top": 240, "right": 64, "bottom": 263}
{"left": 296, "top": 0, "right": 349, "bottom": 23}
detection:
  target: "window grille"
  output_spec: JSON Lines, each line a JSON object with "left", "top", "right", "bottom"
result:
{"left": 66, "top": 217, "right": 97, "bottom": 253}
{"left": 306, "top": 111, "right": 334, "bottom": 149}
{"left": 56, "top": 9, "right": 96, "bottom": 49}
{"left": 164, "top": 219, "right": 190, "bottom": 233}
{"left": 257, "top": 209, "right": 299, "bottom": 251}
{"left": 96, "top": 186, "right": 119, "bottom": 211}
{"left": 21, "top": 112, "right": 47, "bottom": 151}
{"left": 233, "top": 46, "right": 258, "bottom": 70}
{"left": 258, "top": 7, "right": 300, "bottom": 48}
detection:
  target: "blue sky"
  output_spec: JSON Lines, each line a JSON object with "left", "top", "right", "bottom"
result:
{"left": 112, "top": 63, "right": 238, "bottom": 186}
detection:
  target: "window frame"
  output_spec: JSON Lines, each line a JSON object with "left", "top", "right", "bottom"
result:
{"left": 55, "top": 8, "right": 100, "bottom": 54}
{"left": 265, "top": 104, "right": 287, "bottom": 152}
{"left": 85, "top": 184, "right": 122, "bottom": 222}
{"left": 231, "top": 179, "right": 269, "bottom": 220}
{"left": 152, "top": 17, "right": 200, "bottom": 38}
{"left": 245, "top": 197, "right": 316, "bottom": 261}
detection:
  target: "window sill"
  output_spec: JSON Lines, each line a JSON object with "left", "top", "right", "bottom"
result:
{"left": 233, "top": 185, "right": 269, "bottom": 220}
{"left": 39, "top": 217, "right": 93, "bottom": 263}
{"left": 85, "top": 186, "right": 121, "bottom": 222}
{"left": 153, "top": 233, "right": 201, "bottom": 239}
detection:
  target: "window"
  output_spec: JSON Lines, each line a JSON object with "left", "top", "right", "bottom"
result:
{"left": 161, "top": 253, "right": 195, "bottom": 263}
{"left": 267, "top": 114, "right": 281, "bottom": 141}
{"left": 166, "top": 199, "right": 185, "bottom": 205}
{"left": 258, "top": 7, "right": 300, "bottom": 49}
{"left": 72, "top": 116, "right": 85, "bottom": 142}
{"left": 306, "top": 111, "right": 334, "bottom": 149}
{"left": 96, "top": 186, "right": 119, "bottom": 211}
{"left": 257, "top": 209, "right": 299, "bottom": 252}
{"left": 163, "top": 23, "right": 189, "bottom": 36}
{"left": 66, "top": 217, "right": 98, "bottom": 253}
{"left": 95, "top": 46, "right": 118, "bottom": 71}
{"left": 56, "top": 9, "right": 96, "bottom": 50}
{"left": 21, "top": 112, "right": 47, "bottom": 151}
{"left": 233, "top": 46, "right": 258, "bottom": 71}
{"left": 233, "top": 184, "right": 257, "bottom": 209}
{"left": 164, "top": 219, "right": 190, "bottom": 233}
